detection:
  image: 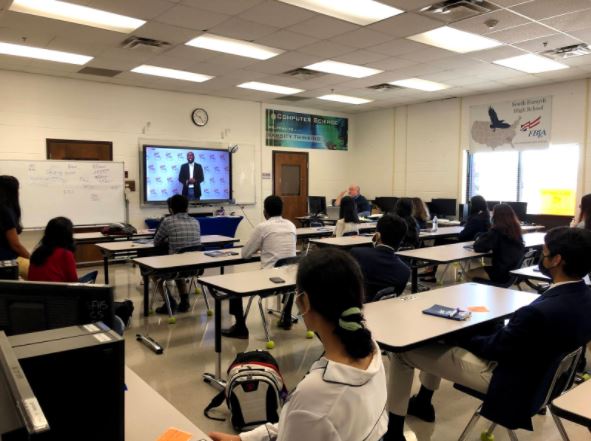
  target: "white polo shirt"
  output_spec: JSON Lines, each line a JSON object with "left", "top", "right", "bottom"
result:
{"left": 240, "top": 341, "right": 388, "bottom": 441}
{"left": 241, "top": 216, "right": 297, "bottom": 268}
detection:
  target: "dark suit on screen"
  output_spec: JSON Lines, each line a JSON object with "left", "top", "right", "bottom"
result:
{"left": 178, "top": 162, "right": 204, "bottom": 200}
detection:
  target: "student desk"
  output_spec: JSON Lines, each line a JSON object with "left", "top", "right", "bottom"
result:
{"left": 96, "top": 235, "right": 240, "bottom": 283}
{"left": 73, "top": 229, "right": 155, "bottom": 245}
{"left": 126, "top": 366, "right": 211, "bottom": 441}
{"left": 364, "top": 283, "right": 538, "bottom": 352}
{"left": 133, "top": 248, "right": 259, "bottom": 317}
{"left": 198, "top": 266, "right": 297, "bottom": 389}
{"left": 510, "top": 265, "right": 591, "bottom": 287}
{"left": 296, "top": 222, "right": 377, "bottom": 240}
{"left": 296, "top": 215, "right": 339, "bottom": 227}
{"left": 550, "top": 379, "right": 591, "bottom": 434}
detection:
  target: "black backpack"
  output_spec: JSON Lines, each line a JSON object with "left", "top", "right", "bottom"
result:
{"left": 204, "top": 350, "right": 287, "bottom": 431}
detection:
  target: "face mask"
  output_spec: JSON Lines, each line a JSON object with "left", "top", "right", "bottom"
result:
{"left": 538, "top": 255, "right": 553, "bottom": 280}
{"left": 295, "top": 291, "right": 309, "bottom": 318}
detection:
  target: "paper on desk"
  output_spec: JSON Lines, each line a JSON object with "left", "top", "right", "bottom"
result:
{"left": 157, "top": 427, "right": 193, "bottom": 441}
{"left": 467, "top": 306, "right": 489, "bottom": 313}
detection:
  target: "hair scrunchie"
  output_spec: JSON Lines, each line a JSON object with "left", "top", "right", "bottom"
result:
{"left": 338, "top": 307, "right": 363, "bottom": 332}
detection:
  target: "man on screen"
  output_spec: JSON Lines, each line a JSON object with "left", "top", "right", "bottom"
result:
{"left": 178, "top": 151, "right": 204, "bottom": 200}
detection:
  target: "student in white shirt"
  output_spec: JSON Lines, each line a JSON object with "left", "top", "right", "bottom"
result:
{"left": 333, "top": 196, "right": 360, "bottom": 237}
{"left": 209, "top": 248, "right": 388, "bottom": 441}
{"left": 222, "top": 195, "right": 297, "bottom": 339}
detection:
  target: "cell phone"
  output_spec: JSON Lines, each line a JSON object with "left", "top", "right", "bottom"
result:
{"left": 269, "top": 277, "right": 285, "bottom": 284}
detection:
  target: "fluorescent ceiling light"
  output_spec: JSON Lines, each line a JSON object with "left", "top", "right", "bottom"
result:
{"left": 408, "top": 26, "right": 502, "bottom": 53}
{"left": 305, "top": 60, "right": 382, "bottom": 78}
{"left": 389, "top": 78, "right": 449, "bottom": 91}
{"left": 186, "top": 34, "right": 283, "bottom": 60}
{"left": 10, "top": 0, "right": 145, "bottom": 33}
{"left": 493, "top": 53, "right": 569, "bottom": 73}
{"left": 318, "top": 94, "right": 372, "bottom": 105}
{"left": 0, "top": 42, "right": 92, "bottom": 64}
{"left": 131, "top": 65, "right": 213, "bottom": 83}
{"left": 238, "top": 82, "right": 303, "bottom": 95}
{"left": 277, "top": 0, "right": 403, "bottom": 25}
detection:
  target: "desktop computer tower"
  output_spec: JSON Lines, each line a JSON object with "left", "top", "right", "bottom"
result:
{"left": 9, "top": 325, "right": 124, "bottom": 441}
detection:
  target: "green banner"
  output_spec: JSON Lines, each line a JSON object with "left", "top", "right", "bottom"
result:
{"left": 266, "top": 109, "right": 348, "bottom": 150}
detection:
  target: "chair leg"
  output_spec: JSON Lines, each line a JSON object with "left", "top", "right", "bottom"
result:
{"left": 506, "top": 429, "right": 519, "bottom": 441}
{"left": 244, "top": 296, "right": 254, "bottom": 319}
{"left": 550, "top": 410, "right": 571, "bottom": 441}
{"left": 457, "top": 408, "right": 482, "bottom": 441}
{"left": 163, "top": 283, "right": 174, "bottom": 319}
{"left": 201, "top": 285, "right": 211, "bottom": 312}
{"left": 258, "top": 297, "right": 272, "bottom": 343}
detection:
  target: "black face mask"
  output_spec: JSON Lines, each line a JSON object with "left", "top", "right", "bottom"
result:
{"left": 538, "top": 255, "right": 553, "bottom": 280}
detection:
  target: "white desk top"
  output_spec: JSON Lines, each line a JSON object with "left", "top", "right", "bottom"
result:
{"left": 96, "top": 235, "right": 238, "bottom": 252}
{"left": 420, "top": 226, "right": 464, "bottom": 239}
{"left": 133, "top": 247, "right": 254, "bottom": 271}
{"left": 511, "top": 265, "right": 591, "bottom": 285}
{"left": 198, "top": 266, "right": 297, "bottom": 296}
{"left": 522, "top": 224, "right": 545, "bottom": 232}
{"left": 74, "top": 229, "right": 155, "bottom": 241}
{"left": 523, "top": 232, "right": 545, "bottom": 248}
{"left": 126, "top": 367, "right": 211, "bottom": 441}
{"left": 551, "top": 379, "right": 591, "bottom": 427}
{"left": 364, "top": 283, "right": 538, "bottom": 352}
{"left": 309, "top": 235, "right": 373, "bottom": 248}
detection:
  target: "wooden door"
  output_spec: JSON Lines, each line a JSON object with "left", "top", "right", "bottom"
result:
{"left": 273, "top": 151, "right": 308, "bottom": 225}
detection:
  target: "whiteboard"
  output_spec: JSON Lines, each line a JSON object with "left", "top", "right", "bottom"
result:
{"left": 232, "top": 143, "right": 256, "bottom": 205}
{"left": 0, "top": 160, "right": 125, "bottom": 228}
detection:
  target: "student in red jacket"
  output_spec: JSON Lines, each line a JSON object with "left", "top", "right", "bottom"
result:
{"left": 28, "top": 217, "right": 78, "bottom": 282}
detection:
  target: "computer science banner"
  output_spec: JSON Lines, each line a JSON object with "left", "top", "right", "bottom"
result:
{"left": 469, "top": 95, "right": 552, "bottom": 152}
{"left": 266, "top": 109, "right": 348, "bottom": 150}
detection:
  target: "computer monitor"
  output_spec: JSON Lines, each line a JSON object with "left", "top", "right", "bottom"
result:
{"left": 374, "top": 197, "right": 399, "bottom": 214}
{"left": 430, "top": 198, "right": 457, "bottom": 218}
{"left": 487, "top": 200, "right": 501, "bottom": 211}
{"left": 308, "top": 196, "right": 327, "bottom": 216}
{"left": 458, "top": 203, "right": 469, "bottom": 222}
{"left": 0, "top": 280, "right": 114, "bottom": 336}
{"left": 505, "top": 201, "right": 528, "bottom": 222}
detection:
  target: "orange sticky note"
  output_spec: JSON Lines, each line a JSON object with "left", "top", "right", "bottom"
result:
{"left": 157, "top": 428, "right": 192, "bottom": 441}
{"left": 467, "top": 306, "right": 489, "bottom": 313}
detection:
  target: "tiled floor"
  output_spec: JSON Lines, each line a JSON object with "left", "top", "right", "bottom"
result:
{"left": 95, "top": 260, "right": 590, "bottom": 441}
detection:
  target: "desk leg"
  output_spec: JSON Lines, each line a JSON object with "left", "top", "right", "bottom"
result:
{"left": 411, "top": 265, "right": 418, "bottom": 293}
{"left": 203, "top": 293, "right": 225, "bottom": 391}
{"left": 143, "top": 274, "right": 150, "bottom": 317}
{"left": 103, "top": 254, "right": 110, "bottom": 284}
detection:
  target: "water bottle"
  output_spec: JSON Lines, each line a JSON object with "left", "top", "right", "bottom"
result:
{"left": 432, "top": 216, "right": 438, "bottom": 232}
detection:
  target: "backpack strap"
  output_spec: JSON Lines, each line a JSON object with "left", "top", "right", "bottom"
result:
{"left": 204, "top": 390, "right": 226, "bottom": 421}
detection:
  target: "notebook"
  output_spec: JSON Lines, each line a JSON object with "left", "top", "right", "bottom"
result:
{"left": 204, "top": 250, "right": 239, "bottom": 257}
{"left": 422, "top": 304, "right": 472, "bottom": 321}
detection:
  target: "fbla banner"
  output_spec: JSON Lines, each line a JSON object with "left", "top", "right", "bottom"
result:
{"left": 266, "top": 109, "right": 348, "bottom": 150}
{"left": 469, "top": 95, "right": 552, "bottom": 152}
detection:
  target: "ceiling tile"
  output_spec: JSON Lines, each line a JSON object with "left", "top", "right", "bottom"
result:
{"left": 254, "top": 30, "right": 318, "bottom": 50}
{"left": 83, "top": 56, "right": 139, "bottom": 71}
{"left": 398, "top": 46, "right": 456, "bottom": 62}
{"left": 270, "top": 51, "right": 322, "bottom": 67}
{"left": 514, "top": 33, "right": 583, "bottom": 53}
{"left": 330, "top": 28, "right": 394, "bottom": 49}
{"left": 154, "top": 5, "right": 229, "bottom": 31}
{"left": 134, "top": 22, "right": 198, "bottom": 45}
{"left": 179, "top": 0, "right": 264, "bottom": 15}
{"left": 243, "top": 59, "right": 299, "bottom": 75}
{"left": 379, "top": 0, "right": 442, "bottom": 11}
{"left": 541, "top": 9, "right": 591, "bottom": 33}
{"left": 569, "top": 28, "right": 591, "bottom": 42}
{"left": 287, "top": 16, "right": 359, "bottom": 39}
{"left": 487, "top": 22, "right": 555, "bottom": 43}
{"left": 511, "top": 0, "right": 591, "bottom": 20}
{"left": 370, "top": 38, "right": 427, "bottom": 56}
{"left": 208, "top": 17, "right": 279, "bottom": 40}
{"left": 367, "top": 12, "right": 442, "bottom": 38}
{"left": 161, "top": 44, "right": 217, "bottom": 62}
{"left": 367, "top": 56, "right": 418, "bottom": 70}
{"left": 85, "top": 0, "right": 173, "bottom": 20}
{"left": 299, "top": 40, "right": 356, "bottom": 58}
{"left": 488, "top": 0, "right": 533, "bottom": 8}
{"left": 451, "top": 9, "right": 532, "bottom": 35}
{"left": 238, "top": 0, "right": 314, "bottom": 27}
{"left": 470, "top": 45, "right": 527, "bottom": 62}
{"left": 333, "top": 50, "right": 390, "bottom": 65}
{"left": 200, "top": 53, "right": 259, "bottom": 69}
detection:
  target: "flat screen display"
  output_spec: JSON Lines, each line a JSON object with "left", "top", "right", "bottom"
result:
{"left": 142, "top": 145, "right": 232, "bottom": 204}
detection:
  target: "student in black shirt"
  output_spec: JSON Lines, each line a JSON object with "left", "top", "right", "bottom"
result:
{"left": 0, "top": 176, "right": 30, "bottom": 276}
{"left": 458, "top": 195, "right": 491, "bottom": 241}
{"left": 394, "top": 198, "right": 419, "bottom": 248}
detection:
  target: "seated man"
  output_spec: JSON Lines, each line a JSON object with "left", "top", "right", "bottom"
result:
{"left": 336, "top": 184, "right": 371, "bottom": 217}
{"left": 152, "top": 194, "right": 201, "bottom": 313}
{"left": 350, "top": 214, "right": 410, "bottom": 302}
{"left": 222, "top": 195, "right": 297, "bottom": 339}
{"left": 384, "top": 227, "right": 591, "bottom": 441}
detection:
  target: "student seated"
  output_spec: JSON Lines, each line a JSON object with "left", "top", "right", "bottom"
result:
{"left": 152, "top": 194, "right": 201, "bottom": 313}
{"left": 384, "top": 227, "right": 591, "bottom": 441}
{"left": 333, "top": 195, "right": 359, "bottom": 237}
{"left": 335, "top": 184, "right": 371, "bottom": 217}
{"left": 210, "top": 248, "right": 388, "bottom": 441}
{"left": 351, "top": 214, "right": 410, "bottom": 301}
{"left": 466, "top": 203, "right": 524, "bottom": 285}
{"left": 571, "top": 193, "right": 591, "bottom": 230}
{"left": 394, "top": 198, "right": 419, "bottom": 248}
{"left": 411, "top": 197, "right": 430, "bottom": 230}
{"left": 458, "top": 195, "right": 491, "bottom": 241}
{"left": 0, "top": 176, "right": 30, "bottom": 277}
{"left": 223, "top": 195, "right": 296, "bottom": 339}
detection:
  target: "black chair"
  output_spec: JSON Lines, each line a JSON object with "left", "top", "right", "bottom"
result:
{"left": 472, "top": 249, "right": 539, "bottom": 289}
{"left": 342, "top": 230, "right": 359, "bottom": 237}
{"left": 455, "top": 347, "right": 582, "bottom": 441}
{"left": 373, "top": 286, "right": 402, "bottom": 302}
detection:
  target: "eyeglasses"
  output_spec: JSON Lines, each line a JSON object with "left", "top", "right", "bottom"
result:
{"left": 295, "top": 290, "right": 306, "bottom": 301}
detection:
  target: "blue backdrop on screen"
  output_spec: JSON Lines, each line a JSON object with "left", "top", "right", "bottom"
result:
{"left": 143, "top": 146, "right": 231, "bottom": 203}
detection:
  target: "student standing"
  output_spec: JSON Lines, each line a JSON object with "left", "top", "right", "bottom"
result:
{"left": 210, "top": 248, "right": 388, "bottom": 441}
{"left": 333, "top": 196, "right": 359, "bottom": 237}
{"left": 223, "top": 196, "right": 297, "bottom": 338}
{"left": 0, "top": 176, "right": 30, "bottom": 277}
{"left": 458, "top": 195, "right": 491, "bottom": 241}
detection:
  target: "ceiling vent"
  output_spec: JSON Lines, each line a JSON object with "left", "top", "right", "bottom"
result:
{"left": 121, "top": 36, "right": 171, "bottom": 53}
{"left": 420, "top": 0, "right": 496, "bottom": 23}
{"left": 544, "top": 43, "right": 591, "bottom": 59}
{"left": 282, "top": 68, "right": 325, "bottom": 80}
{"left": 77, "top": 67, "right": 122, "bottom": 77}
{"left": 275, "top": 95, "right": 309, "bottom": 102}
{"left": 367, "top": 83, "right": 402, "bottom": 91}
